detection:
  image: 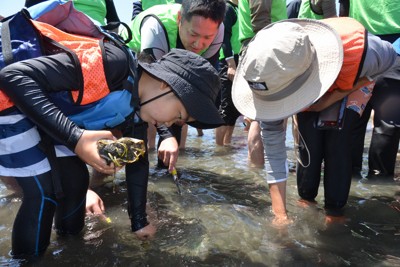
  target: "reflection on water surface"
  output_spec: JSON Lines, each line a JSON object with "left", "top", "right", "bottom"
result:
{"left": 1, "top": 119, "right": 399, "bottom": 266}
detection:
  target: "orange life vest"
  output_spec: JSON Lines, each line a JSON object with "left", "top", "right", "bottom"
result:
{"left": 324, "top": 17, "right": 367, "bottom": 91}
{"left": 0, "top": 20, "right": 109, "bottom": 111}
{"left": 0, "top": 91, "right": 13, "bottom": 111}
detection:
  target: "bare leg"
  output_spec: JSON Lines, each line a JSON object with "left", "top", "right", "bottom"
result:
{"left": 196, "top": 128, "right": 204, "bottom": 137}
{"left": 180, "top": 124, "right": 188, "bottom": 149}
{"left": 223, "top": 125, "right": 235, "bottom": 145}
{"left": 147, "top": 124, "right": 157, "bottom": 150}
{"left": 215, "top": 125, "right": 227, "bottom": 146}
{"left": 247, "top": 121, "right": 264, "bottom": 166}
{"left": 269, "top": 181, "right": 291, "bottom": 226}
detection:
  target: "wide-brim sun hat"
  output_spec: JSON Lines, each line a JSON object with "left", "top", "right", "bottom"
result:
{"left": 139, "top": 49, "right": 224, "bottom": 129}
{"left": 232, "top": 18, "right": 344, "bottom": 121}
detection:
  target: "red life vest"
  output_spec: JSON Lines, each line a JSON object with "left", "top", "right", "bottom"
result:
{"left": 324, "top": 17, "right": 367, "bottom": 91}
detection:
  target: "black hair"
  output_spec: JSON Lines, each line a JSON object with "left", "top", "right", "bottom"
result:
{"left": 180, "top": 0, "right": 226, "bottom": 25}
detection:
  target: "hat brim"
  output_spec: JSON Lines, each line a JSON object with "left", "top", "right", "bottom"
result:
{"left": 232, "top": 19, "right": 344, "bottom": 121}
{"left": 139, "top": 62, "right": 224, "bottom": 129}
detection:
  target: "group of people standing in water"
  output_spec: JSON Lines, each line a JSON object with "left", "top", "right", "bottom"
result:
{"left": 0, "top": 0, "right": 399, "bottom": 260}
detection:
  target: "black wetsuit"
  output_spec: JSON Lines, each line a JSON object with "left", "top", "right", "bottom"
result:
{"left": 0, "top": 38, "right": 150, "bottom": 256}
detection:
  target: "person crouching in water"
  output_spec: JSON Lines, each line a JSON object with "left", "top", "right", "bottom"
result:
{"left": 0, "top": 18, "right": 223, "bottom": 258}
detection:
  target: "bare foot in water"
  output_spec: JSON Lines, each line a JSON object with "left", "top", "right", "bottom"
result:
{"left": 272, "top": 213, "right": 293, "bottom": 228}
{"left": 297, "top": 199, "right": 318, "bottom": 208}
{"left": 325, "top": 215, "right": 346, "bottom": 225}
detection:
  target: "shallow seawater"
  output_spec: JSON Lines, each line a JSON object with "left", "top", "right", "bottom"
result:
{"left": 1, "top": 118, "right": 399, "bottom": 266}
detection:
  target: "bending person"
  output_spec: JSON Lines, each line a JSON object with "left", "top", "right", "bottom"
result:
{"left": 232, "top": 17, "right": 396, "bottom": 224}
{"left": 0, "top": 11, "right": 222, "bottom": 257}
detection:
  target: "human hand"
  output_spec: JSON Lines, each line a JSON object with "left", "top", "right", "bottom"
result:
{"left": 306, "top": 95, "right": 332, "bottom": 112}
{"left": 85, "top": 189, "right": 105, "bottom": 215}
{"left": 134, "top": 223, "right": 157, "bottom": 241}
{"left": 227, "top": 66, "right": 236, "bottom": 81}
{"left": 158, "top": 137, "right": 179, "bottom": 171}
{"left": 75, "top": 130, "right": 122, "bottom": 174}
{"left": 226, "top": 57, "right": 237, "bottom": 81}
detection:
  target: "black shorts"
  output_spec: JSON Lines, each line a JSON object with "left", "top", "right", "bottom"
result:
{"left": 218, "top": 56, "right": 241, "bottom": 126}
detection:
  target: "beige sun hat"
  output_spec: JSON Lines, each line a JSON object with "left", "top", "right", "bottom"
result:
{"left": 232, "top": 18, "right": 344, "bottom": 121}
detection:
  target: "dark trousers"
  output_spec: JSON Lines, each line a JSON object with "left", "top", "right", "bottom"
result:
{"left": 368, "top": 119, "right": 400, "bottom": 178}
{"left": 352, "top": 62, "right": 400, "bottom": 179}
{"left": 351, "top": 102, "right": 372, "bottom": 175}
{"left": 296, "top": 109, "right": 359, "bottom": 216}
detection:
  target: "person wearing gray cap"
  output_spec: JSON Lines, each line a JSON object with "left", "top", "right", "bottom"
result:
{"left": 0, "top": 18, "right": 223, "bottom": 257}
{"left": 233, "top": 17, "right": 396, "bottom": 224}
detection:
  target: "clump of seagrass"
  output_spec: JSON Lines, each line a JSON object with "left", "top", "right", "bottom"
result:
{"left": 97, "top": 137, "right": 145, "bottom": 166}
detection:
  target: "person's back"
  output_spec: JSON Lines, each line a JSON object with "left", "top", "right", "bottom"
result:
{"left": 238, "top": 0, "right": 287, "bottom": 46}
{"left": 341, "top": 0, "right": 400, "bottom": 41}
{"left": 132, "top": 0, "right": 182, "bottom": 20}
{"left": 297, "top": 0, "right": 336, "bottom": 19}
{"left": 142, "top": 0, "right": 178, "bottom": 10}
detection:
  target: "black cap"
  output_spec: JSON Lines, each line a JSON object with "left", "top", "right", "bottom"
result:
{"left": 138, "top": 49, "right": 224, "bottom": 129}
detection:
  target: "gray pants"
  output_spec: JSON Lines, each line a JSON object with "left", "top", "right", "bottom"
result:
{"left": 260, "top": 119, "right": 288, "bottom": 183}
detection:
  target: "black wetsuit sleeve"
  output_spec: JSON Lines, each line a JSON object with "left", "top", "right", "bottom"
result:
{"left": 123, "top": 121, "right": 150, "bottom": 232}
{"left": 221, "top": 3, "right": 237, "bottom": 60}
{"left": 105, "top": 0, "right": 120, "bottom": 23}
{"left": 156, "top": 124, "right": 175, "bottom": 140}
{"left": 0, "top": 52, "right": 84, "bottom": 150}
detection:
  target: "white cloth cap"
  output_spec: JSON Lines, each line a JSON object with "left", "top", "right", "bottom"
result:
{"left": 232, "top": 19, "right": 344, "bottom": 121}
